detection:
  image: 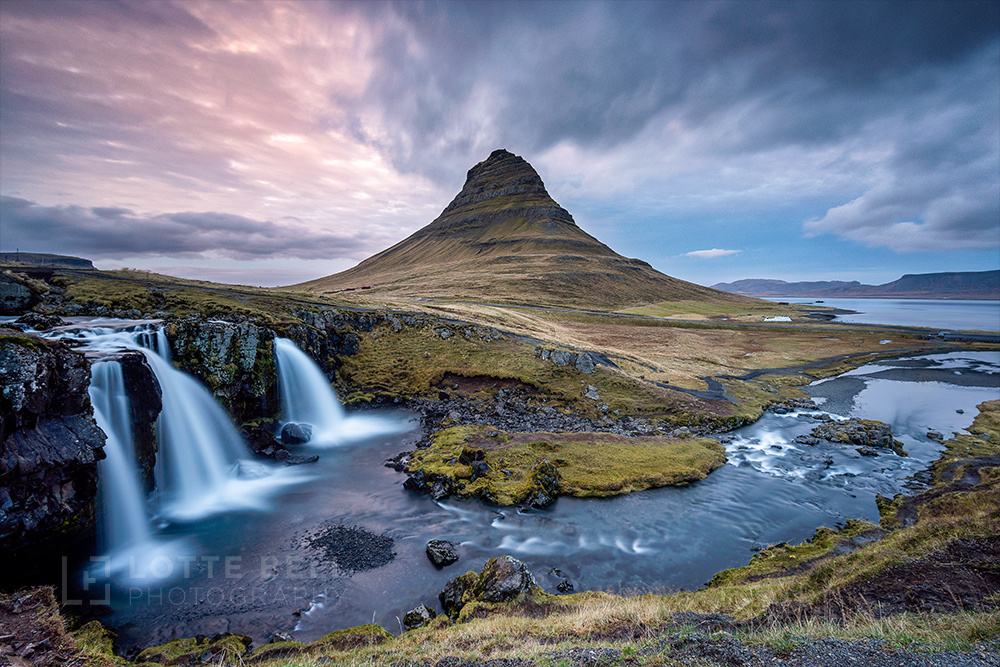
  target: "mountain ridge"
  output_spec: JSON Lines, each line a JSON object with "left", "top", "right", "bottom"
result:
{"left": 712, "top": 270, "right": 1000, "bottom": 300}
{"left": 292, "top": 149, "right": 753, "bottom": 310}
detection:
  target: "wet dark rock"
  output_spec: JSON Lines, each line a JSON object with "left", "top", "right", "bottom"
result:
{"left": 812, "top": 419, "right": 907, "bottom": 456}
{"left": 118, "top": 351, "right": 162, "bottom": 493}
{"left": 402, "top": 604, "right": 437, "bottom": 631}
{"left": 13, "top": 313, "right": 66, "bottom": 331}
{"left": 0, "top": 335, "right": 105, "bottom": 560}
{"left": 794, "top": 435, "right": 821, "bottom": 445}
{"left": 928, "top": 430, "right": 943, "bottom": 440}
{"left": 281, "top": 422, "right": 313, "bottom": 445}
{"left": 166, "top": 316, "right": 279, "bottom": 424}
{"left": 269, "top": 631, "right": 295, "bottom": 644}
{"left": 283, "top": 454, "right": 319, "bottom": 466}
{"left": 426, "top": 539, "right": 460, "bottom": 567}
{"left": 242, "top": 421, "right": 285, "bottom": 458}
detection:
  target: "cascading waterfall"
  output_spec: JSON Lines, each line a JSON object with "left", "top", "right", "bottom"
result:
{"left": 274, "top": 338, "right": 346, "bottom": 438}
{"left": 87, "top": 359, "right": 190, "bottom": 584}
{"left": 88, "top": 361, "right": 154, "bottom": 555}
{"left": 44, "top": 320, "right": 308, "bottom": 533}
{"left": 273, "top": 337, "right": 410, "bottom": 446}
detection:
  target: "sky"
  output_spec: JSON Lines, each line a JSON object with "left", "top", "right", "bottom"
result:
{"left": 1, "top": 0, "right": 998, "bottom": 288}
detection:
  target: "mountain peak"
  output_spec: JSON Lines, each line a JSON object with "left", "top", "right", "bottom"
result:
{"left": 293, "top": 149, "right": 751, "bottom": 309}
{"left": 434, "top": 148, "right": 575, "bottom": 228}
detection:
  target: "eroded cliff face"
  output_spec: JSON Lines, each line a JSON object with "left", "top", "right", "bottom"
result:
{"left": 118, "top": 352, "right": 162, "bottom": 493}
{"left": 165, "top": 316, "right": 280, "bottom": 425}
{"left": 0, "top": 332, "right": 106, "bottom": 560}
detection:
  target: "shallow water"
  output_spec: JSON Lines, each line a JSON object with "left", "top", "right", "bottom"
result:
{"left": 62, "top": 349, "right": 999, "bottom": 649}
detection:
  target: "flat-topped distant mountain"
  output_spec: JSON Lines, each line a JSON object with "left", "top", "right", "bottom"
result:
{"left": 713, "top": 271, "right": 1000, "bottom": 300}
{"left": 0, "top": 252, "right": 95, "bottom": 270}
{"left": 292, "top": 149, "right": 754, "bottom": 310}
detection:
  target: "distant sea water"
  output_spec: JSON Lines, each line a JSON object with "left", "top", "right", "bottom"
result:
{"left": 771, "top": 297, "right": 1000, "bottom": 331}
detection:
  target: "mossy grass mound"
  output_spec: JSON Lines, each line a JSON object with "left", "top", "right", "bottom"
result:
{"left": 135, "top": 633, "right": 251, "bottom": 665}
{"left": 406, "top": 425, "right": 726, "bottom": 505}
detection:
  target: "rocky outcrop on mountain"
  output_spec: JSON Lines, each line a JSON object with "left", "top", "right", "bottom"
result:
{"left": 166, "top": 316, "right": 280, "bottom": 424}
{"left": 0, "top": 332, "right": 105, "bottom": 558}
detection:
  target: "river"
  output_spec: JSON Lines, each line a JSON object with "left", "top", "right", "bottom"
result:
{"left": 53, "top": 334, "right": 997, "bottom": 649}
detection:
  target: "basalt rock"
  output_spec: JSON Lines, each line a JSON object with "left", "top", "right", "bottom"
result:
{"left": 281, "top": 422, "right": 313, "bottom": 445}
{"left": 811, "top": 419, "right": 907, "bottom": 456}
{"left": 118, "top": 351, "right": 162, "bottom": 493}
{"left": 0, "top": 272, "right": 41, "bottom": 315}
{"left": 402, "top": 604, "right": 437, "bottom": 631}
{"left": 166, "top": 315, "right": 279, "bottom": 424}
{"left": 426, "top": 539, "right": 460, "bottom": 567}
{"left": 0, "top": 333, "right": 105, "bottom": 562}
{"left": 439, "top": 555, "right": 542, "bottom": 619}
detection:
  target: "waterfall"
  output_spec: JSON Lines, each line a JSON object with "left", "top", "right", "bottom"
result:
{"left": 88, "top": 360, "right": 190, "bottom": 584}
{"left": 89, "top": 361, "right": 154, "bottom": 554}
{"left": 274, "top": 338, "right": 346, "bottom": 440}
{"left": 273, "top": 337, "right": 411, "bottom": 446}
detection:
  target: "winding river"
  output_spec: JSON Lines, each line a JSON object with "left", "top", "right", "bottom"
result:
{"left": 20, "top": 319, "right": 997, "bottom": 650}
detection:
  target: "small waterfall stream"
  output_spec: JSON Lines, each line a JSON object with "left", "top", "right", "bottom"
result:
{"left": 273, "top": 337, "right": 409, "bottom": 446}
{"left": 274, "top": 337, "right": 346, "bottom": 439}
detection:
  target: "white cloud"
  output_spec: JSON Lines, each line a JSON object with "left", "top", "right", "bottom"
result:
{"left": 683, "top": 248, "right": 742, "bottom": 259}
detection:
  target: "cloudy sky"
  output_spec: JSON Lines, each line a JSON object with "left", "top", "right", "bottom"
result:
{"left": 1, "top": 0, "right": 997, "bottom": 288}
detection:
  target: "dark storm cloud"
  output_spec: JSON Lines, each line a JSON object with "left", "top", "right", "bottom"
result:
{"left": 0, "top": 197, "right": 369, "bottom": 261}
{"left": 344, "top": 0, "right": 998, "bottom": 252}
{"left": 349, "top": 0, "right": 998, "bottom": 163}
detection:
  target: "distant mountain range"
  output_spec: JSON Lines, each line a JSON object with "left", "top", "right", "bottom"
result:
{"left": 292, "top": 149, "right": 753, "bottom": 310}
{"left": 712, "top": 271, "right": 1000, "bottom": 300}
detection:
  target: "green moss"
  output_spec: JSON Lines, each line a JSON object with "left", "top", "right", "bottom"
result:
{"left": 246, "top": 640, "right": 306, "bottom": 662}
{"left": 0, "top": 332, "right": 48, "bottom": 351}
{"left": 407, "top": 426, "right": 726, "bottom": 505}
{"left": 70, "top": 621, "right": 117, "bottom": 657}
{"left": 306, "top": 624, "right": 393, "bottom": 652}
{"left": 709, "top": 519, "right": 879, "bottom": 587}
{"left": 136, "top": 633, "right": 251, "bottom": 664}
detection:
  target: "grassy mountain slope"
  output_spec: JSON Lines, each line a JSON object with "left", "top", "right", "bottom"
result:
{"left": 290, "top": 149, "right": 755, "bottom": 310}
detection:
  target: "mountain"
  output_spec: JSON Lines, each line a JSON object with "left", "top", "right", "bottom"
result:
{"left": 294, "top": 149, "right": 753, "bottom": 310}
{"left": 713, "top": 271, "right": 1000, "bottom": 300}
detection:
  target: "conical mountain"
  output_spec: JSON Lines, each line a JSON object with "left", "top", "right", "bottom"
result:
{"left": 294, "top": 149, "right": 751, "bottom": 309}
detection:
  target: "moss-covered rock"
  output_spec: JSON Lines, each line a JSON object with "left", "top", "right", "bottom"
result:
{"left": 166, "top": 316, "right": 279, "bottom": 423}
{"left": 136, "top": 632, "right": 251, "bottom": 665}
{"left": 305, "top": 624, "right": 393, "bottom": 652}
{"left": 811, "top": 418, "right": 907, "bottom": 456}
{"left": 439, "top": 555, "right": 546, "bottom": 620}
{"left": 404, "top": 425, "right": 726, "bottom": 506}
